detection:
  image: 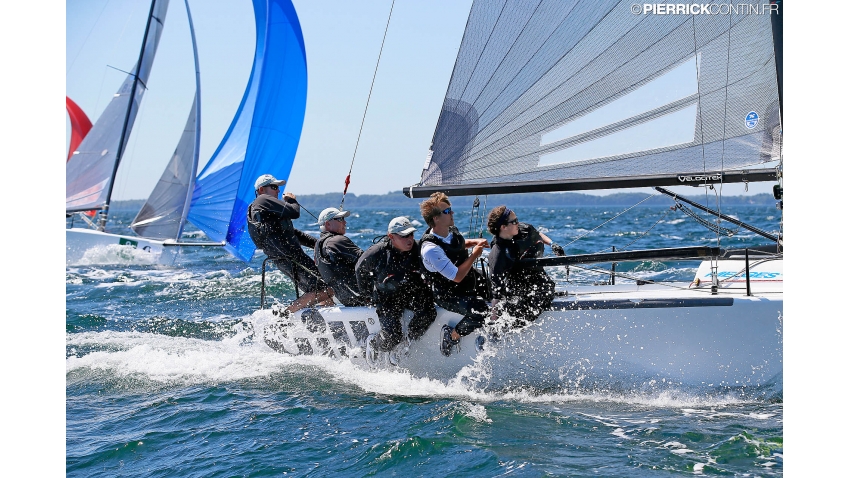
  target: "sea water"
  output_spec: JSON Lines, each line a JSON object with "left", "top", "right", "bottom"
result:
{"left": 66, "top": 203, "right": 783, "bottom": 476}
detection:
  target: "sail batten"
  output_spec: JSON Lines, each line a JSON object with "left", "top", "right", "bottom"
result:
{"left": 413, "top": 0, "right": 781, "bottom": 196}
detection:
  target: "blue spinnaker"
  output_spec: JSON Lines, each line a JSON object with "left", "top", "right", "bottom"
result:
{"left": 188, "top": 0, "right": 307, "bottom": 262}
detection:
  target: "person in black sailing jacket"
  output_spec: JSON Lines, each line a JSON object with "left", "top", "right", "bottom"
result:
{"left": 486, "top": 205, "right": 564, "bottom": 328}
{"left": 313, "top": 207, "right": 369, "bottom": 306}
{"left": 246, "top": 174, "right": 335, "bottom": 315}
{"left": 419, "top": 192, "right": 491, "bottom": 356}
{"left": 355, "top": 216, "right": 436, "bottom": 354}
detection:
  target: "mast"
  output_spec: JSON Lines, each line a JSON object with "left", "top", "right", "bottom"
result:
{"left": 97, "top": 0, "right": 163, "bottom": 231}
{"left": 770, "top": 0, "right": 782, "bottom": 124}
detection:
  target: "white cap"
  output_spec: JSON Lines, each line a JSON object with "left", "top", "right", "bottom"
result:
{"left": 254, "top": 174, "right": 286, "bottom": 190}
{"left": 317, "top": 207, "right": 351, "bottom": 231}
{"left": 387, "top": 216, "right": 416, "bottom": 236}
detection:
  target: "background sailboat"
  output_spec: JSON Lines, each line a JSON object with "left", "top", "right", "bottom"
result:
{"left": 65, "top": 97, "right": 92, "bottom": 162}
{"left": 66, "top": 0, "right": 216, "bottom": 265}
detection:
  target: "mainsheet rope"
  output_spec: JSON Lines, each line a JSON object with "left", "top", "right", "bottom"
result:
{"left": 340, "top": 0, "right": 396, "bottom": 211}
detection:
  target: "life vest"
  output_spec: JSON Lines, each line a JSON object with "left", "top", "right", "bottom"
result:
{"left": 315, "top": 232, "right": 363, "bottom": 305}
{"left": 420, "top": 226, "right": 486, "bottom": 298}
{"left": 513, "top": 223, "right": 545, "bottom": 269}
{"left": 489, "top": 224, "right": 554, "bottom": 298}
{"left": 358, "top": 237, "right": 426, "bottom": 296}
{"left": 246, "top": 202, "right": 298, "bottom": 259}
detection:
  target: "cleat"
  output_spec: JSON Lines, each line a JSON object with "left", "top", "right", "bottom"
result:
{"left": 440, "top": 325, "right": 459, "bottom": 357}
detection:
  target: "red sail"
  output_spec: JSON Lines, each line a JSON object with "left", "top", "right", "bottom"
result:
{"left": 66, "top": 96, "right": 93, "bottom": 161}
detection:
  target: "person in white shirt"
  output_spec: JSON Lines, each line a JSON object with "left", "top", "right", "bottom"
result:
{"left": 418, "top": 192, "right": 491, "bottom": 356}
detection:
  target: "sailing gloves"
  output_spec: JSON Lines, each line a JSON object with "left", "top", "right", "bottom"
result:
{"left": 550, "top": 243, "right": 565, "bottom": 256}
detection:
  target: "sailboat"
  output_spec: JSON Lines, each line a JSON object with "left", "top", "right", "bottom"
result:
{"left": 65, "top": 0, "right": 216, "bottom": 265}
{"left": 260, "top": 0, "right": 783, "bottom": 392}
{"left": 187, "top": 0, "right": 308, "bottom": 263}
{"left": 65, "top": 97, "right": 92, "bottom": 162}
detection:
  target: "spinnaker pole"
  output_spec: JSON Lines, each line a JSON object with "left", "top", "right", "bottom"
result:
{"left": 655, "top": 187, "right": 779, "bottom": 243}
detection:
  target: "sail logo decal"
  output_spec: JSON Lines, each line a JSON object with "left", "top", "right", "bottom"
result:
{"left": 704, "top": 271, "right": 781, "bottom": 279}
{"left": 678, "top": 174, "right": 721, "bottom": 183}
{"left": 745, "top": 111, "right": 759, "bottom": 129}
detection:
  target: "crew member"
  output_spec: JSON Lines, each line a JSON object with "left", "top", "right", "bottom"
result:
{"left": 419, "top": 192, "right": 490, "bottom": 356}
{"left": 355, "top": 216, "right": 436, "bottom": 353}
{"left": 314, "top": 207, "right": 368, "bottom": 306}
{"left": 486, "top": 205, "right": 563, "bottom": 328}
{"left": 246, "top": 174, "right": 334, "bottom": 314}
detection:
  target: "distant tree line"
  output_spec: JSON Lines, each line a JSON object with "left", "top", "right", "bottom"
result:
{"left": 111, "top": 191, "right": 776, "bottom": 212}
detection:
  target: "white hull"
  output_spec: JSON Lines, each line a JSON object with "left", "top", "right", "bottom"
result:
{"left": 259, "top": 259, "right": 782, "bottom": 391}
{"left": 66, "top": 228, "right": 179, "bottom": 266}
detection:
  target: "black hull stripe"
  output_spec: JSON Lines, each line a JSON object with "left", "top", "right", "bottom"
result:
{"left": 551, "top": 297, "right": 734, "bottom": 310}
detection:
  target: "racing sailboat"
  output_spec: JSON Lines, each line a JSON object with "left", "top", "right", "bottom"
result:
{"left": 260, "top": 0, "right": 783, "bottom": 392}
{"left": 65, "top": 0, "right": 215, "bottom": 265}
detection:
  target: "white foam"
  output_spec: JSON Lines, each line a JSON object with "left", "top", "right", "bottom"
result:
{"left": 66, "top": 318, "right": 769, "bottom": 408}
{"left": 76, "top": 244, "right": 162, "bottom": 266}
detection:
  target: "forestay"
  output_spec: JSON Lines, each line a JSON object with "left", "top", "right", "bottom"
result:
{"left": 409, "top": 0, "right": 781, "bottom": 196}
{"left": 188, "top": 0, "right": 308, "bottom": 262}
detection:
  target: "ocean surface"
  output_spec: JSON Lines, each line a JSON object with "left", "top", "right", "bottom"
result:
{"left": 66, "top": 201, "right": 783, "bottom": 476}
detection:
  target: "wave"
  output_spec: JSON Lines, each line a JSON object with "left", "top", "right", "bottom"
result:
{"left": 66, "top": 316, "right": 778, "bottom": 406}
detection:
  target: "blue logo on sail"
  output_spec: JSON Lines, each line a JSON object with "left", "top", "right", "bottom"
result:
{"left": 745, "top": 111, "right": 759, "bottom": 129}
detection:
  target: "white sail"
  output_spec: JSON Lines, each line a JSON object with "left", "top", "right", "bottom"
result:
{"left": 131, "top": 0, "right": 201, "bottom": 241}
{"left": 65, "top": 0, "right": 170, "bottom": 214}
{"left": 410, "top": 0, "right": 781, "bottom": 196}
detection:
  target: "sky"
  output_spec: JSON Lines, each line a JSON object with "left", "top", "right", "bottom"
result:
{"left": 64, "top": 0, "right": 777, "bottom": 201}
{"left": 65, "top": 0, "right": 475, "bottom": 200}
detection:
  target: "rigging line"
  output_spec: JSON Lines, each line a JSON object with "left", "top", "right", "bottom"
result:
{"left": 714, "top": 12, "right": 735, "bottom": 247}
{"left": 563, "top": 262, "right": 768, "bottom": 297}
{"left": 340, "top": 0, "right": 396, "bottom": 211}
{"left": 616, "top": 207, "right": 673, "bottom": 251}
{"left": 67, "top": 0, "right": 113, "bottom": 75}
{"left": 676, "top": 202, "right": 738, "bottom": 237}
{"left": 294, "top": 201, "right": 319, "bottom": 221}
{"left": 563, "top": 192, "right": 659, "bottom": 249}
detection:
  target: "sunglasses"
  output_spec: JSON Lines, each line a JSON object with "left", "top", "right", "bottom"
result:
{"left": 441, "top": 207, "right": 453, "bottom": 215}
{"left": 266, "top": 184, "right": 279, "bottom": 191}
{"left": 393, "top": 232, "right": 413, "bottom": 238}
{"left": 331, "top": 217, "right": 346, "bottom": 222}
{"left": 505, "top": 218, "right": 519, "bottom": 225}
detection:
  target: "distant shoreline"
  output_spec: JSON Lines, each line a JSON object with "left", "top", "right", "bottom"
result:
{"left": 110, "top": 191, "right": 777, "bottom": 212}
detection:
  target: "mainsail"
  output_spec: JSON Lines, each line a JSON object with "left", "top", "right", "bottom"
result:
{"left": 131, "top": 0, "right": 201, "bottom": 241}
{"left": 406, "top": 0, "right": 782, "bottom": 197}
{"left": 65, "top": 0, "right": 170, "bottom": 213}
{"left": 188, "top": 0, "right": 308, "bottom": 262}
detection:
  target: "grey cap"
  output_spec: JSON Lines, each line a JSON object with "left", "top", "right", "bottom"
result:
{"left": 387, "top": 216, "right": 416, "bottom": 236}
{"left": 254, "top": 174, "right": 286, "bottom": 190}
{"left": 317, "top": 207, "right": 351, "bottom": 231}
